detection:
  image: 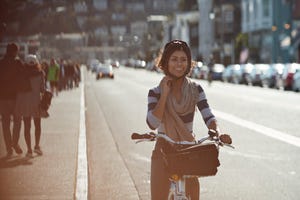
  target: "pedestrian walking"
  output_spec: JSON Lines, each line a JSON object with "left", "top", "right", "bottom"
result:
{"left": 47, "top": 58, "right": 60, "bottom": 96}
{"left": 65, "top": 60, "right": 75, "bottom": 90}
{"left": 41, "top": 60, "right": 49, "bottom": 89}
{"left": 0, "top": 43, "right": 23, "bottom": 157}
{"left": 15, "top": 55, "right": 45, "bottom": 157}
{"left": 74, "top": 62, "right": 81, "bottom": 88}
{"left": 58, "top": 59, "right": 66, "bottom": 91}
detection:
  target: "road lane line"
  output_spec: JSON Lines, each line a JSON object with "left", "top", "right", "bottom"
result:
{"left": 214, "top": 110, "right": 300, "bottom": 148}
{"left": 75, "top": 69, "right": 88, "bottom": 200}
{"left": 131, "top": 153, "right": 151, "bottom": 163}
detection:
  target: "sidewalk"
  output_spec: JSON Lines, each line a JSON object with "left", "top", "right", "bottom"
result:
{"left": 0, "top": 71, "right": 140, "bottom": 200}
{"left": 0, "top": 88, "right": 81, "bottom": 200}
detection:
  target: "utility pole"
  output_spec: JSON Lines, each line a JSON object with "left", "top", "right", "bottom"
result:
{"left": 198, "top": 0, "right": 214, "bottom": 63}
{"left": 298, "top": 43, "right": 300, "bottom": 63}
{"left": 220, "top": 5, "right": 224, "bottom": 64}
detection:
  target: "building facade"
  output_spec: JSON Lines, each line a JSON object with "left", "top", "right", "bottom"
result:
{"left": 241, "top": 0, "right": 294, "bottom": 63}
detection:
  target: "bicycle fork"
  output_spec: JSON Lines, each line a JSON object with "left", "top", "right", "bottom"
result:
{"left": 168, "top": 176, "right": 190, "bottom": 200}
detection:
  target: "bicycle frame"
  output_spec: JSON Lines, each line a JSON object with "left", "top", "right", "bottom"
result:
{"left": 168, "top": 174, "right": 196, "bottom": 200}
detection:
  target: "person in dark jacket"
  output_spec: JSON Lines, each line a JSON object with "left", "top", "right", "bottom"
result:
{"left": 0, "top": 43, "right": 23, "bottom": 157}
{"left": 15, "top": 55, "right": 45, "bottom": 157}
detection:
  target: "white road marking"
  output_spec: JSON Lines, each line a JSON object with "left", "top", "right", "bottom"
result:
{"left": 131, "top": 153, "right": 151, "bottom": 163}
{"left": 214, "top": 110, "right": 300, "bottom": 148}
{"left": 75, "top": 69, "right": 88, "bottom": 200}
{"left": 222, "top": 149, "right": 284, "bottom": 161}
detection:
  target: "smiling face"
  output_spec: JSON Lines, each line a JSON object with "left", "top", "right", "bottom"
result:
{"left": 167, "top": 50, "right": 188, "bottom": 78}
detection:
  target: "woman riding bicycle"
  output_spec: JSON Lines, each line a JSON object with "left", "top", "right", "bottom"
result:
{"left": 146, "top": 40, "right": 231, "bottom": 200}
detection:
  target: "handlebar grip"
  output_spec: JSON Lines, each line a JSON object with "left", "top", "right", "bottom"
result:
{"left": 131, "top": 133, "right": 155, "bottom": 140}
{"left": 219, "top": 134, "right": 232, "bottom": 145}
{"left": 131, "top": 133, "right": 142, "bottom": 140}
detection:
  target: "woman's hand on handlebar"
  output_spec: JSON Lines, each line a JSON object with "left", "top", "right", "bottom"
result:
{"left": 208, "top": 129, "right": 233, "bottom": 145}
{"left": 219, "top": 134, "right": 232, "bottom": 145}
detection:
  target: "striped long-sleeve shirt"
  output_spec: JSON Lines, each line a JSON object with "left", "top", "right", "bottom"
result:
{"left": 146, "top": 83, "right": 216, "bottom": 133}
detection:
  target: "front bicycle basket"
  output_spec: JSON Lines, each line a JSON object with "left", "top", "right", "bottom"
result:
{"left": 165, "top": 143, "right": 220, "bottom": 177}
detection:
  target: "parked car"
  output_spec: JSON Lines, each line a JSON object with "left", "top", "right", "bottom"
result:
{"left": 249, "top": 64, "right": 269, "bottom": 87}
{"left": 262, "top": 63, "right": 285, "bottom": 88}
{"left": 96, "top": 63, "right": 114, "bottom": 79}
{"left": 232, "top": 63, "right": 254, "bottom": 85}
{"left": 111, "top": 60, "right": 120, "bottom": 68}
{"left": 124, "top": 58, "right": 136, "bottom": 68}
{"left": 222, "top": 64, "right": 240, "bottom": 83}
{"left": 145, "top": 60, "right": 157, "bottom": 71}
{"left": 212, "top": 63, "right": 225, "bottom": 80}
{"left": 276, "top": 63, "right": 300, "bottom": 90}
{"left": 134, "top": 59, "right": 146, "bottom": 69}
{"left": 88, "top": 59, "right": 100, "bottom": 73}
{"left": 292, "top": 69, "right": 300, "bottom": 92}
{"left": 190, "top": 65, "right": 202, "bottom": 79}
{"left": 190, "top": 62, "right": 203, "bottom": 79}
{"left": 199, "top": 65, "right": 209, "bottom": 79}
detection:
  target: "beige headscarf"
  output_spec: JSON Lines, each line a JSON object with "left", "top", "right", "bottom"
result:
{"left": 162, "top": 78, "right": 199, "bottom": 142}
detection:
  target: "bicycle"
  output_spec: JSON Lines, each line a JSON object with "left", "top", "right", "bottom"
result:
{"left": 131, "top": 130, "right": 234, "bottom": 200}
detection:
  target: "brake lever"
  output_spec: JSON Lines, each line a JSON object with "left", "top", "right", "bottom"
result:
{"left": 210, "top": 135, "right": 235, "bottom": 149}
{"left": 223, "top": 143, "right": 235, "bottom": 149}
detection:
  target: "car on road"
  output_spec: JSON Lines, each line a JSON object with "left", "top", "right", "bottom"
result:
{"left": 190, "top": 62, "right": 204, "bottom": 79}
{"left": 292, "top": 69, "right": 300, "bottom": 92}
{"left": 111, "top": 60, "right": 120, "bottom": 68}
{"left": 222, "top": 64, "right": 240, "bottom": 83}
{"left": 262, "top": 63, "right": 285, "bottom": 88}
{"left": 276, "top": 63, "right": 300, "bottom": 90}
{"left": 96, "top": 63, "right": 114, "bottom": 79}
{"left": 88, "top": 58, "right": 100, "bottom": 73}
{"left": 134, "top": 59, "right": 147, "bottom": 69}
{"left": 249, "top": 64, "right": 269, "bottom": 87}
{"left": 212, "top": 63, "right": 225, "bottom": 81}
{"left": 232, "top": 63, "right": 254, "bottom": 85}
{"left": 198, "top": 64, "right": 209, "bottom": 80}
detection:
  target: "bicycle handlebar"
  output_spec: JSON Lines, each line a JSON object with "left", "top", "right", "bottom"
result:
{"left": 131, "top": 132, "right": 156, "bottom": 140}
{"left": 131, "top": 130, "right": 234, "bottom": 149}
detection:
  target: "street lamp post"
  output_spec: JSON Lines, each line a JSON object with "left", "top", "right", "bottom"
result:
{"left": 209, "top": 10, "right": 215, "bottom": 61}
{"left": 211, "top": 3, "right": 225, "bottom": 64}
{"left": 220, "top": 6, "right": 224, "bottom": 64}
{"left": 198, "top": 0, "right": 214, "bottom": 63}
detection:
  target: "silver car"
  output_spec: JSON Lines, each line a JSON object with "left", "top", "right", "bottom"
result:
{"left": 293, "top": 69, "right": 300, "bottom": 92}
{"left": 96, "top": 63, "right": 114, "bottom": 79}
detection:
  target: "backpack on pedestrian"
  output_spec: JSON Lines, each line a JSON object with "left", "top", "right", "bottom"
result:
{"left": 40, "top": 90, "right": 53, "bottom": 118}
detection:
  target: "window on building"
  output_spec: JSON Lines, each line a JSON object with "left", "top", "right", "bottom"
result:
{"left": 245, "top": 2, "right": 249, "bottom": 23}
{"left": 262, "top": 0, "right": 270, "bottom": 17}
{"left": 253, "top": 0, "right": 257, "bottom": 19}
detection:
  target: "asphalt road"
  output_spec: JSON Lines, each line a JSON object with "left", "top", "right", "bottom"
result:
{"left": 85, "top": 67, "right": 300, "bottom": 200}
{"left": 1, "top": 66, "right": 300, "bottom": 200}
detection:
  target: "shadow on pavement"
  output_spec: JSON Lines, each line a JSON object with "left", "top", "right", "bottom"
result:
{"left": 0, "top": 156, "right": 33, "bottom": 168}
